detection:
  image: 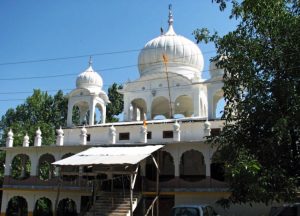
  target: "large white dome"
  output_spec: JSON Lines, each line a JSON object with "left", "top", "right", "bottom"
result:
{"left": 138, "top": 10, "right": 204, "bottom": 80}
{"left": 76, "top": 65, "right": 103, "bottom": 90}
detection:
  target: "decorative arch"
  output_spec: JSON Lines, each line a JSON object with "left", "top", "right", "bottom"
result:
{"left": 6, "top": 196, "right": 28, "bottom": 216}
{"left": 211, "top": 151, "right": 225, "bottom": 182}
{"left": 33, "top": 197, "right": 53, "bottom": 216}
{"left": 212, "top": 89, "right": 224, "bottom": 119}
{"left": 130, "top": 98, "right": 147, "bottom": 121}
{"left": 57, "top": 198, "right": 77, "bottom": 216}
{"left": 94, "top": 102, "right": 105, "bottom": 124}
{"left": 38, "top": 153, "right": 55, "bottom": 181}
{"left": 72, "top": 101, "right": 89, "bottom": 125}
{"left": 11, "top": 154, "right": 31, "bottom": 180}
{"left": 180, "top": 149, "right": 206, "bottom": 181}
{"left": 61, "top": 153, "right": 78, "bottom": 182}
{"left": 151, "top": 96, "right": 171, "bottom": 119}
{"left": 145, "top": 151, "right": 175, "bottom": 182}
{"left": 174, "top": 95, "right": 193, "bottom": 117}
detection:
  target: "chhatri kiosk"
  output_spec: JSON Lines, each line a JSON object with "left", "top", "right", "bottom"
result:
{"left": 1, "top": 6, "right": 267, "bottom": 216}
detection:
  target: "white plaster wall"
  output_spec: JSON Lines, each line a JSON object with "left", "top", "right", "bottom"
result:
{"left": 62, "top": 119, "right": 224, "bottom": 146}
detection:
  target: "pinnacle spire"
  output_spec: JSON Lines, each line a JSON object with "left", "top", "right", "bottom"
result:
{"left": 168, "top": 4, "right": 174, "bottom": 26}
{"left": 88, "top": 56, "right": 93, "bottom": 67}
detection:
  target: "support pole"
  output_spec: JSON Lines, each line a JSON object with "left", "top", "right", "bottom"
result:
{"left": 130, "top": 174, "right": 133, "bottom": 216}
{"left": 156, "top": 151, "right": 160, "bottom": 216}
{"left": 54, "top": 169, "right": 62, "bottom": 216}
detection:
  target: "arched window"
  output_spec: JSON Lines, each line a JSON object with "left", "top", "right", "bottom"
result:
{"left": 94, "top": 103, "right": 104, "bottom": 124}
{"left": 146, "top": 151, "right": 175, "bottom": 182}
{"left": 211, "top": 151, "right": 225, "bottom": 182}
{"left": 6, "top": 196, "right": 28, "bottom": 216}
{"left": 57, "top": 198, "right": 77, "bottom": 216}
{"left": 11, "top": 154, "right": 31, "bottom": 180}
{"left": 38, "top": 154, "right": 55, "bottom": 181}
{"left": 33, "top": 197, "right": 53, "bottom": 216}
{"left": 180, "top": 150, "right": 206, "bottom": 181}
{"left": 151, "top": 96, "right": 171, "bottom": 119}
{"left": 174, "top": 95, "right": 193, "bottom": 117}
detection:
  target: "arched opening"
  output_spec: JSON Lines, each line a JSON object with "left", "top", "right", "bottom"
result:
{"left": 146, "top": 151, "right": 175, "bottom": 182}
{"left": 212, "top": 90, "right": 224, "bottom": 119}
{"left": 131, "top": 98, "right": 147, "bottom": 121}
{"left": 33, "top": 197, "right": 53, "bottom": 216}
{"left": 57, "top": 198, "right": 77, "bottom": 216}
{"left": 61, "top": 153, "right": 78, "bottom": 182}
{"left": 180, "top": 150, "right": 206, "bottom": 181}
{"left": 174, "top": 95, "right": 193, "bottom": 117}
{"left": 11, "top": 154, "right": 31, "bottom": 180}
{"left": 215, "top": 98, "right": 225, "bottom": 119}
{"left": 151, "top": 96, "right": 171, "bottom": 119}
{"left": 94, "top": 103, "right": 104, "bottom": 124}
{"left": 71, "top": 105, "right": 81, "bottom": 126}
{"left": 211, "top": 151, "right": 225, "bottom": 182}
{"left": 6, "top": 196, "right": 28, "bottom": 216}
{"left": 73, "top": 101, "right": 89, "bottom": 125}
{"left": 38, "top": 154, "right": 55, "bottom": 181}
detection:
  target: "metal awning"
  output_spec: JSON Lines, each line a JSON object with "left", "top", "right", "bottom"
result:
{"left": 52, "top": 145, "right": 164, "bottom": 166}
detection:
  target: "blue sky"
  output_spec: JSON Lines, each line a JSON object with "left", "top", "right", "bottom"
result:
{"left": 0, "top": 0, "right": 237, "bottom": 118}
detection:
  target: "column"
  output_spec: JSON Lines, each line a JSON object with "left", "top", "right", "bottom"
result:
{"left": 89, "top": 100, "right": 96, "bottom": 126}
{"left": 67, "top": 101, "right": 73, "bottom": 127}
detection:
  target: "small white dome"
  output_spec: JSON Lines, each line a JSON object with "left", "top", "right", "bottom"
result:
{"left": 76, "top": 65, "right": 103, "bottom": 90}
{"left": 138, "top": 10, "right": 204, "bottom": 80}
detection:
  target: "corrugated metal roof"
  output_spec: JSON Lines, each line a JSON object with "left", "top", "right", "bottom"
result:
{"left": 52, "top": 145, "right": 164, "bottom": 166}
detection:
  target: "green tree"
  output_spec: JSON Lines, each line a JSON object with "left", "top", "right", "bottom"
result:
{"left": 0, "top": 89, "right": 68, "bottom": 146}
{"left": 106, "top": 83, "right": 124, "bottom": 122}
{"left": 194, "top": 0, "right": 300, "bottom": 206}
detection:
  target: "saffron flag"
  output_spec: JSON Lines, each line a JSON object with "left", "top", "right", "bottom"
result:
{"left": 143, "top": 113, "right": 147, "bottom": 128}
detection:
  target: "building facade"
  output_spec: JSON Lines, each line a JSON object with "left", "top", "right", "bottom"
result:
{"left": 0, "top": 6, "right": 270, "bottom": 216}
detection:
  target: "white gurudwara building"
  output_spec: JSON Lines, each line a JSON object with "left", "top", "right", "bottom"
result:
{"left": 0, "top": 6, "right": 270, "bottom": 216}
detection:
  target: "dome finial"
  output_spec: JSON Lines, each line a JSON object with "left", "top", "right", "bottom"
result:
{"left": 168, "top": 4, "right": 174, "bottom": 26}
{"left": 88, "top": 56, "right": 93, "bottom": 67}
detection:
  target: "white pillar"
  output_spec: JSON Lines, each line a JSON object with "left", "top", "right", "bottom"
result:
{"left": 204, "top": 152, "right": 211, "bottom": 177}
{"left": 30, "top": 155, "right": 38, "bottom": 176}
{"left": 56, "top": 127, "right": 64, "bottom": 146}
{"left": 27, "top": 195, "right": 35, "bottom": 215}
{"left": 140, "top": 125, "right": 147, "bottom": 143}
{"left": 67, "top": 101, "right": 73, "bottom": 127}
{"left": 101, "top": 105, "right": 106, "bottom": 124}
{"left": 4, "top": 153, "right": 12, "bottom": 176}
{"left": 23, "top": 134, "right": 29, "bottom": 147}
{"left": 6, "top": 129, "right": 13, "bottom": 148}
{"left": 80, "top": 126, "right": 87, "bottom": 145}
{"left": 193, "top": 90, "right": 201, "bottom": 117}
{"left": 89, "top": 100, "right": 96, "bottom": 126}
{"left": 34, "top": 128, "right": 42, "bottom": 147}
{"left": 173, "top": 120, "right": 181, "bottom": 142}
{"left": 109, "top": 125, "right": 116, "bottom": 144}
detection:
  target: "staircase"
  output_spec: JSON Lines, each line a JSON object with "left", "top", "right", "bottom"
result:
{"left": 85, "top": 191, "right": 141, "bottom": 216}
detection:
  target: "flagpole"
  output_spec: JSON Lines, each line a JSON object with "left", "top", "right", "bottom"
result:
{"left": 163, "top": 54, "right": 173, "bottom": 118}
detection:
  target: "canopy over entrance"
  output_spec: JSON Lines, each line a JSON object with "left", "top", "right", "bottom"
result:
{"left": 53, "top": 145, "right": 164, "bottom": 166}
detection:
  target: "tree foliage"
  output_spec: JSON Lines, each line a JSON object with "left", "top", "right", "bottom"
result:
{"left": 0, "top": 89, "right": 68, "bottom": 146}
{"left": 106, "top": 83, "right": 124, "bottom": 123}
{"left": 195, "top": 0, "right": 300, "bottom": 206}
